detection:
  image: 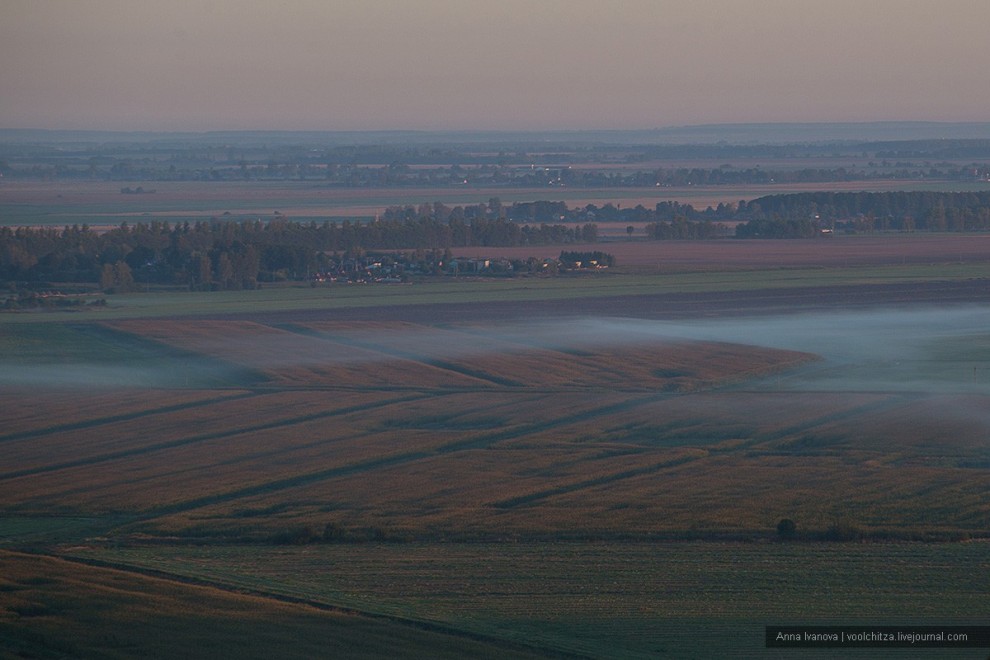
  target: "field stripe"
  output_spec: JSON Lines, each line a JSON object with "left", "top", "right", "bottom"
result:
{"left": 132, "top": 391, "right": 677, "bottom": 521}
{"left": 492, "top": 394, "right": 926, "bottom": 508}
{"left": 0, "top": 391, "right": 258, "bottom": 444}
{"left": 0, "top": 392, "right": 436, "bottom": 481}
{"left": 742, "top": 392, "right": 927, "bottom": 451}
{"left": 428, "top": 324, "right": 641, "bottom": 383}
{"left": 432, "top": 392, "right": 674, "bottom": 453}
{"left": 273, "top": 322, "right": 526, "bottom": 387}
{"left": 492, "top": 454, "right": 701, "bottom": 510}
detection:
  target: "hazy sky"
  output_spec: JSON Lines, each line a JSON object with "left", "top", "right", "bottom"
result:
{"left": 2, "top": 0, "right": 989, "bottom": 132}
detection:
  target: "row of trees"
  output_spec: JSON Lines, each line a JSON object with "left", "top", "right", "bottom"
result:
{"left": 429, "top": 190, "right": 990, "bottom": 236}
{"left": 491, "top": 192, "right": 990, "bottom": 235}
{"left": 1, "top": 216, "right": 598, "bottom": 290}
{"left": 736, "top": 191, "right": 990, "bottom": 235}
{"left": 418, "top": 191, "right": 990, "bottom": 236}
{"left": 5, "top": 190, "right": 990, "bottom": 290}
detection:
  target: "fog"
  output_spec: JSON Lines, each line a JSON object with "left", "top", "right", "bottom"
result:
{"left": 567, "top": 305, "right": 990, "bottom": 394}
{"left": 2, "top": 305, "right": 988, "bottom": 394}
{"left": 0, "top": 358, "right": 245, "bottom": 390}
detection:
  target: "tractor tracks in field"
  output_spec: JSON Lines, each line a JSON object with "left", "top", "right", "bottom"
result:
{"left": 0, "top": 390, "right": 260, "bottom": 444}
{"left": 129, "top": 390, "right": 681, "bottom": 523}
{"left": 491, "top": 453, "right": 700, "bottom": 510}
{"left": 718, "top": 390, "right": 930, "bottom": 455}
{"left": 488, "top": 390, "right": 931, "bottom": 511}
{"left": 272, "top": 322, "right": 527, "bottom": 387}
{"left": 0, "top": 390, "right": 438, "bottom": 482}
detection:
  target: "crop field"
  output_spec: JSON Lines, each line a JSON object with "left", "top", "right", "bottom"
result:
{"left": 1, "top": 320, "right": 825, "bottom": 533}
{"left": 2, "top": 237, "right": 990, "bottom": 656}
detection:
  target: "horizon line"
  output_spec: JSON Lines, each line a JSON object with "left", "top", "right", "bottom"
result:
{"left": 5, "top": 120, "right": 990, "bottom": 135}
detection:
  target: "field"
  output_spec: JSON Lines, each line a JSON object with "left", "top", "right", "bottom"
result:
{"left": 0, "top": 550, "right": 546, "bottom": 659}
{"left": 3, "top": 232, "right": 990, "bottom": 657}
{"left": 64, "top": 541, "right": 990, "bottom": 659}
{"left": 5, "top": 179, "right": 990, "bottom": 226}
{"left": 455, "top": 234, "right": 990, "bottom": 270}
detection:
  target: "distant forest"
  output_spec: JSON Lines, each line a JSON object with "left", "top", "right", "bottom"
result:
{"left": 3, "top": 191, "right": 990, "bottom": 291}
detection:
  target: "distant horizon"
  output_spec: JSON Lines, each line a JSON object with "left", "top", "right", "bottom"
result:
{"left": 5, "top": 119, "right": 990, "bottom": 134}
{"left": 6, "top": 120, "right": 990, "bottom": 146}
{"left": 7, "top": 119, "right": 990, "bottom": 132}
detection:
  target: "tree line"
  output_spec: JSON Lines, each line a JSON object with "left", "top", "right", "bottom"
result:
{"left": 510, "top": 191, "right": 990, "bottom": 237}
{"left": 735, "top": 190, "right": 990, "bottom": 236}
{"left": 1, "top": 216, "right": 597, "bottom": 290}
{"left": 5, "top": 190, "right": 990, "bottom": 291}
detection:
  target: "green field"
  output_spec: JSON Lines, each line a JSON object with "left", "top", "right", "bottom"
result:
{"left": 0, "top": 550, "right": 547, "bottom": 660}
{"left": 2, "top": 261, "right": 986, "bottom": 324}
{"left": 63, "top": 541, "right": 990, "bottom": 659}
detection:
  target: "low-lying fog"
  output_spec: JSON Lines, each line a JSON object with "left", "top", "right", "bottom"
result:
{"left": 568, "top": 305, "right": 990, "bottom": 394}
{"left": 2, "top": 305, "right": 989, "bottom": 395}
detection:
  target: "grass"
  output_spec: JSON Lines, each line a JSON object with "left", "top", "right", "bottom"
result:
{"left": 2, "top": 261, "right": 986, "bottom": 323}
{"left": 65, "top": 540, "right": 990, "bottom": 659}
{"left": 0, "top": 550, "right": 547, "bottom": 659}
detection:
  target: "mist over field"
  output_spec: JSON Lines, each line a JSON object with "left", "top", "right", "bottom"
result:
{"left": 0, "top": 363, "right": 177, "bottom": 389}
{"left": 588, "top": 305, "right": 990, "bottom": 394}
{"left": 0, "top": 357, "right": 251, "bottom": 390}
{"left": 4, "top": 305, "right": 988, "bottom": 396}
{"left": 5, "top": 1, "right": 990, "bottom": 655}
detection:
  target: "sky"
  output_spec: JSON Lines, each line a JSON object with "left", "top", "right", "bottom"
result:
{"left": 2, "top": 0, "right": 989, "bottom": 132}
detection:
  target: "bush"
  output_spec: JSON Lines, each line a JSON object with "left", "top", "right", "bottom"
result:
{"left": 776, "top": 518, "right": 797, "bottom": 539}
{"left": 269, "top": 525, "right": 318, "bottom": 545}
{"left": 824, "top": 521, "right": 864, "bottom": 542}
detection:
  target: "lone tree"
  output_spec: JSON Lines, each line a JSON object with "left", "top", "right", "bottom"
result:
{"left": 776, "top": 518, "right": 797, "bottom": 539}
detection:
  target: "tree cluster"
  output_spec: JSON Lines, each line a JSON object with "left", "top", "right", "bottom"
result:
{"left": 1, "top": 215, "right": 598, "bottom": 290}
{"left": 559, "top": 251, "right": 615, "bottom": 268}
{"left": 735, "top": 190, "right": 990, "bottom": 236}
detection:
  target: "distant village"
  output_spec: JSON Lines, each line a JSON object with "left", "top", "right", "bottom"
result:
{"left": 311, "top": 250, "right": 614, "bottom": 284}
